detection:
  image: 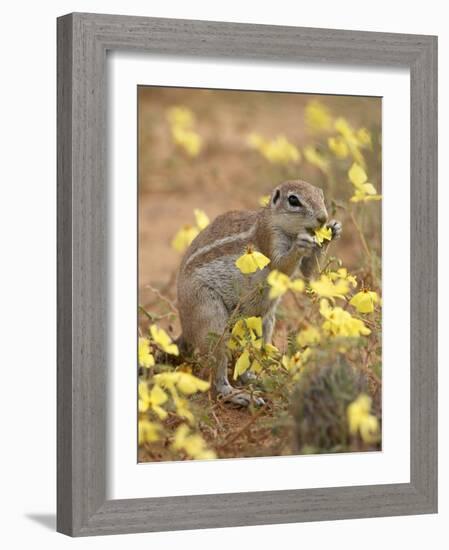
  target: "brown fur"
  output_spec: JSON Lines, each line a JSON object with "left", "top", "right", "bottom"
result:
{"left": 176, "top": 180, "right": 340, "bottom": 407}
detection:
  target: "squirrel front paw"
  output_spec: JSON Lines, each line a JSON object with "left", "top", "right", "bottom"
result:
{"left": 327, "top": 219, "right": 342, "bottom": 240}
{"left": 297, "top": 233, "right": 319, "bottom": 251}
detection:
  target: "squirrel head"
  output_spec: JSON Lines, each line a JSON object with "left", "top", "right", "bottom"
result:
{"left": 267, "top": 180, "right": 328, "bottom": 237}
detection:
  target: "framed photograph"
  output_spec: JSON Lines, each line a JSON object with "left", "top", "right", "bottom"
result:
{"left": 57, "top": 13, "right": 437, "bottom": 536}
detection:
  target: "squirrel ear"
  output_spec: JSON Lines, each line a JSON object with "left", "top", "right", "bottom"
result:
{"left": 272, "top": 188, "right": 281, "bottom": 206}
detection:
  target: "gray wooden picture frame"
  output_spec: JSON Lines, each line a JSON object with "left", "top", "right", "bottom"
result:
{"left": 57, "top": 12, "right": 438, "bottom": 537}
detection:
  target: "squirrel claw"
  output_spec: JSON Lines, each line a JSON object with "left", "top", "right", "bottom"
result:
{"left": 216, "top": 383, "right": 265, "bottom": 408}
{"left": 297, "top": 233, "right": 318, "bottom": 251}
{"left": 327, "top": 219, "right": 342, "bottom": 240}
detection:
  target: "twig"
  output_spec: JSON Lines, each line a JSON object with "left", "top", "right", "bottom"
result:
{"left": 144, "top": 270, "right": 177, "bottom": 308}
{"left": 219, "top": 404, "right": 268, "bottom": 448}
{"left": 139, "top": 304, "right": 175, "bottom": 323}
{"left": 145, "top": 283, "right": 178, "bottom": 314}
{"left": 349, "top": 210, "right": 372, "bottom": 261}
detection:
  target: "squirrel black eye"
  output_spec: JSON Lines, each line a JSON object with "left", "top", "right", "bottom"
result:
{"left": 288, "top": 195, "right": 302, "bottom": 207}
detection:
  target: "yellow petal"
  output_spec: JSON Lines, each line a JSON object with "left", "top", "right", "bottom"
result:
{"left": 250, "top": 359, "right": 263, "bottom": 374}
{"left": 233, "top": 350, "right": 251, "bottom": 380}
{"left": 167, "top": 106, "right": 195, "bottom": 128}
{"left": 138, "top": 337, "right": 155, "bottom": 368}
{"left": 245, "top": 316, "right": 263, "bottom": 338}
{"left": 176, "top": 372, "right": 210, "bottom": 395}
{"left": 259, "top": 195, "right": 271, "bottom": 207}
{"left": 262, "top": 342, "right": 279, "bottom": 357}
{"left": 328, "top": 136, "right": 349, "bottom": 158}
{"left": 171, "top": 225, "right": 199, "bottom": 252}
{"left": 310, "top": 274, "right": 350, "bottom": 299}
{"left": 235, "top": 248, "right": 270, "bottom": 274}
{"left": 149, "top": 325, "right": 179, "bottom": 356}
{"left": 138, "top": 419, "right": 161, "bottom": 444}
{"left": 347, "top": 394, "right": 372, "bottom": 433}
{"left": 149, "top": 384, "right": 168, "bottom": 406}
{"left": 194, "top": 209, "right": 210, "bottom": 230}
{"left": 296, "top": 325, "right": 321, "bottom": 348}
{"left": 152, "top": 404, "right": 168, "bottom": 420}
{"left": 138, "top": 399, "right": 149, "bottom": 413}
{"left": 138, "top": 381, "right": 151, "bottom": 403}
{"left": 172, "top": 424, "right": 216, "bottom": 460}
{"left": 171, "top": 126, "right": 202, "bottom": 156}
{"left": 304, "top": 145, "right": 328, "bottom": 173}
{"left": 356, "top": 128, "right": 372, "bottom": 147}
{"left": 290, "top": 278, "right": 305, "bottom": 293}
{"left": 359, "top": 414, "right": 380, "bottom": 444}
{"left": 348, "top": 163, "right": 368, "bottom": 187}
{"left": 305, "top": 100, "right": 333, "bottom": 132}
{"left": 349, "top": 290, "right": 379, "bottom": 313}
{"left": 267, "top": 269, "right": 290, "bottom": 298}
{"left": 314, "top": 225, "right": 332, "bottom": 246}
{"left": 253, "top": 250, "right": 271, "bottom": 270}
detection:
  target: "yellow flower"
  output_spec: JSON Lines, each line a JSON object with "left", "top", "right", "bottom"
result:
{"left": 356, "top": 127, "right": 372, "bottom": 147}
{"left": 138, "top": 382, "right": 168, "bottom": 419}
{"left": 328, "top": 136, "right": 349, "bottom": 158}
{"left": 335, "top": 117, "right": 355, "bottom": 141}
{"left": 305, "top": 100, "right": 333, "bottom": 132}
{"left": 259, "top": 195, "right": 270, "bottom": 207}
{"left": 138, "top": 419, "right": 162, "bottom": 444}
{"left": 149, "top": 324, "right": 179, "bottom": 356}
{"left": 303, "top": 145, "right": 329, "bottom": 174}
{"left": 348, "top": 162, "right": 368, "bottom": 187}
{"left": 347, "top": 394, "right": 380, "bottom": 444}
{"left": 167, "top": 106, "right": 195, "bottom": 128}
{"left": 320, "top": 299, "right": 371, "bottom": 338}
{"left": 171, "top": 126, "right": 202, "bottom": 157}
{"left": 248, "top": 133, "right": 301, "bottom": 164}
{"left": 233, "top": 349, "right": 251, "bottom": 380}
{"left": 228, "top": 316, "right": 263, "bottom": 350}
{"left": 314, "top": 225, "right": 332, "bottom": 246}
{"left": 154, "top": 372, "right": 210, "bottom": 424}
{"left": 348, "top": 163, "right": 382, "bottom": 203}
{"left": 171, "top": 224, "right": 199, "bottom": 252}
{"left": 260, "top": 342, "right": 280, "bottom": 359}
{"left": 174, "top": 372, "right": 210, "bottom": 395}
{"left": 281, "top": 349, "right": 312, "bottom": 378}
{"left": 172, "top": 424, "right": 216, "bottom": 460}
{"left": 235, "top": 245, "right": 271, "bottom": 274}
{"left": 138, "top": 337, "right": 155, "bottom": 368}
{"left": 334, "top": 118, "right": 366, "bottom": 166}
{"left": 267, "top": 269, "right": 304, "bottom": 299}
{"left": 350, "top": 187, "right": 382, "bottom": 203}
{"left": 264, "top": 136, "right": 301, "bottom": 164}
{"left": 167, "top": 105, "right": 202, "bottom": 157}
{"left": 155, "top": 372, "right": 210, "bottom": 395}
{"left": 349, "top": 289, "right": 379, "bottom": 313}
{"left": 194, "top": 209, "right": 210, "bottom": 230}
{"left": 296, "top": 325, "right": 321, "bottom": 348}
{"left": 172, "top": 209, "right": 210, "bottom": 252}
{"left": 310, "top": 274, "right": 350, "bottom": 299}
{"left": 328, "top": 268, "right": 357, "bottom": 288}
{"left": 281, "top": 352, "right": 303, "bottom": 373}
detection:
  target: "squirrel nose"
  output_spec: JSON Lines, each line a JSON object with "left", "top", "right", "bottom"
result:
{"left": 316, "top": 212, "right": 328, "bottom": 225}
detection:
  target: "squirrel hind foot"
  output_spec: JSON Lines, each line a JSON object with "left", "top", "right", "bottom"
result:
{"left": 216, "top": 384, "right": 265, "bottom": 408}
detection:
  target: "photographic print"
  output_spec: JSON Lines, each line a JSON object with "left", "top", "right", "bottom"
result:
{"left": 138, "top": 86, "right": 382, "bottom": 462}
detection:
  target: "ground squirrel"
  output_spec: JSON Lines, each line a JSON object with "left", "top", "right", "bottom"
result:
{"left": 177, "top": 180, "right": 342, "bottom": 406}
